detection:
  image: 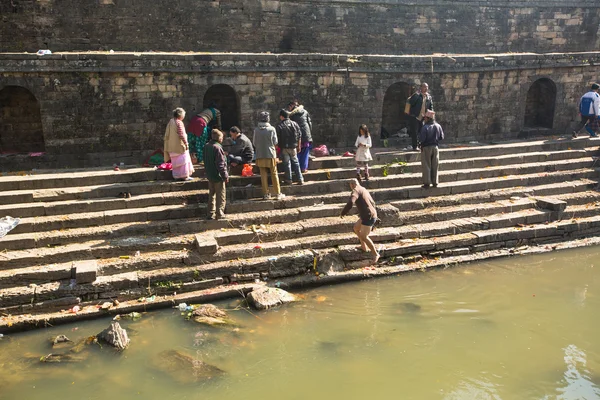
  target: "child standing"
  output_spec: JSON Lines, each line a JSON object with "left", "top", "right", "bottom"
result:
{"left": 355, "top": 124, "right": 373, "bottom": 181}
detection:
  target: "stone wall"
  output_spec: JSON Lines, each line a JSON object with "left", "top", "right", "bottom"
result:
{"left": 1, "top": 52, "right": 599, "bottom": 166}
{"left": 1, "top": 0, "right": 600, "bottom": 55}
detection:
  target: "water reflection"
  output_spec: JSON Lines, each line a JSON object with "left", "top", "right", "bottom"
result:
{"left": 1, "top": 247, "right": 600, "bottom": 399}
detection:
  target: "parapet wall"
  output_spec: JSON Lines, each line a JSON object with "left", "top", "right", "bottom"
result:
{"left": 1, "top": 0, "right": 600, "bottom": 55}
{"left": 1, "top": 51, "right": 599, "bottom": 167}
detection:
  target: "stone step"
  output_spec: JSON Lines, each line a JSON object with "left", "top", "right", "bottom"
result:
{"left": 2, "top": 171, "right": 598, "bottom": 252}
{"left": 309, "top": 137, "right": 598, "bottom": 169}
{"left": 0, "top": 143, "right": 596, "bottom": 207}
{"left": 0, "top": 138, "right": 592, "bottom": 193}
{"left": 0, "top": 149, "right": 592, "bottom": 219}
{"left": 0, "top": 167, "right": 173, "bottom": 192}
{"left": 0, "top": 283, "right": 258, "bottom": 331}
{"left": 40, "top": 201, "right": 597, "bottom": 279}
{"left": 3, "top": 169, "right": 597, "bottom": 252}
{"left": 0, "top": 235, "right": 196, "bottom": 271}
{"left": 3, "top": 212, "right": 600, "bottom": 314}
{"left": 3, "top": 158, "right": 597, "bottom": 234}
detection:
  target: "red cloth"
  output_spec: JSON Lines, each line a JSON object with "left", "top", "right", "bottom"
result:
{"left": 188, "top": 115, "right": 207, "bottom": 137}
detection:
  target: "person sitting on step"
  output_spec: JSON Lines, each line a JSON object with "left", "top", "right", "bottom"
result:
{"left": 223, "top": 126, "right": 254, "bottom": 168}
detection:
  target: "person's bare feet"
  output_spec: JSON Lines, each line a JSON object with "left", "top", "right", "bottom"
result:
{"left": 372, "top": 244, "right": 384, "bottom": 264}
{"left": 373, "top": 252, "right": 380, "bottom": 264}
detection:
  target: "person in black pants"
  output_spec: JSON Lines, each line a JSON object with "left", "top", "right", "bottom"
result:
{"left": 405, "top": 83, "right": 434, "bottom": 151}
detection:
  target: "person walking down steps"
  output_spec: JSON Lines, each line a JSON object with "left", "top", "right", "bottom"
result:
{"left": 355, "top": 124, "right": 373, "bottom": 182}
{"left": 418, "top": 110, "right": 444, "bottom": 189}
{"left": 340, "top": 179, "right": 381, "bottom": 264}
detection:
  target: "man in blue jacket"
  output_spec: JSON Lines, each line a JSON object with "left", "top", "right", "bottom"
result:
{"left": 573, "top": 83, "right": 600, "bottom": 138}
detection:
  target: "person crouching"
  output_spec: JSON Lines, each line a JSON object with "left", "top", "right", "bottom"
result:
{"left": 418, "top": 110, "right": 444, "bottom": 189}
{"left": 340, "top": 178, "right": 381, "bottom": 264}
{"left": 203, "top": 129, "right": 229, "bottom": 220}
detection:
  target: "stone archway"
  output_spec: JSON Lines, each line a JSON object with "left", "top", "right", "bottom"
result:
{"left": 524, "top": 78, "right": 556, "bottom": 129}
{"left": 381, "top": 82, "right": 412, "bottom": 138}
{"left": 203, "top": 84, "right": 239, "bottom": 131}
{"left": 0, "top": 86, "right": 45, "bottom": 153}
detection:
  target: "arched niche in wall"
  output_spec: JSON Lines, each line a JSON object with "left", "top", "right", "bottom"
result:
{"left": 203, "top": 84, "right": 240, "bottom": 131}
{"left": 0, "top": 86, "right": 45, "bottom": 153}
{"left": 381, "top": 82, "right": 412, "bottom": 138}
{"left": 524, "top": 78, "right": 556, "bottom": 129}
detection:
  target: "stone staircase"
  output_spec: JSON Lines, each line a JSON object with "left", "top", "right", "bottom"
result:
{"left": 1, "top": 137, "right": 600, "bottom": 331}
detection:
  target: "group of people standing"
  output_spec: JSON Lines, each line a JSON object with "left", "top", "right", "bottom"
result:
{"left": 163, "top": 100, "right": 314, "bottom": 219}
{"left": 353, "top": 82, "right": 444, "bottom": 188}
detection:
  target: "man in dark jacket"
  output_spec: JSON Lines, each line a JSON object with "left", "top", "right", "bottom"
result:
{"left": 405, "top": 83, "right": 434, "bottom": 151}
{"left": 288, "top": 101, "right": 313, "bottom": 172}
{"left": 224, "top": 126, "right": 254, "bottom": 167}
{"left": 276, "top": 109, "right": 304, "bottom": 185}
{"left": 340, "top": 179, "right": 381, "bottom": 264}
{"left": 418, "top": 110, "right": 444, "bottom": 189}
{"left": 203, "top": 129, "right": 229, "bottom": 220}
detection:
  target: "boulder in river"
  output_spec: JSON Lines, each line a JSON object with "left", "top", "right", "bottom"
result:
{"left": 191, "top": 304, "right": 231, "bottom": 326}
{"left": 247, "top": 287, "right": 296, "bottom": 310}
{"left": 153, "top": 349, "right": 225, "bottom": 384}
{"left": 50, "top": 334, "right": 73, "bottom": 347}
{"left": 97, "top": 321, "right": 130, "bottom": 350}
{"left": 39, "top": 353, "right": 87, "bottom": 363}
{"left": 317, "top": 251, "right": 346, "bottom": 275}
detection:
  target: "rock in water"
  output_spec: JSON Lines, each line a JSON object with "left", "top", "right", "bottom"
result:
{"left": 97, "top": 321, "right": 130, "bottom": 350}
{"left": 50, "top": 334, "right": 72, "bottom": 347}
{"left": 39, "top": 353, "right": 86, "bottom": 363}
{"left": 193, "top": 304, "right": 227, "bottom": 319}
{"left": 153, "top": 350, "right": 225, "bottom": 383}
{"left": 247, "top": 287, "right": 296, "bottom": 310}
{"left": 317, "top": 251, "right": 345, "bottom": 275}
{"left": 192, "top": 304, "right": 230, "bottom": 326}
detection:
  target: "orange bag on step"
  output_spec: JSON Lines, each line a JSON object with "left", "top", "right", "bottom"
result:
{"left": 242, "top": 164, "right": 253, "bottom": 177}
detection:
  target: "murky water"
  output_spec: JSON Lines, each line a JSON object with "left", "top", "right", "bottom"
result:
{"left": 2, "top": 247, "right": 600, "bottom": 400}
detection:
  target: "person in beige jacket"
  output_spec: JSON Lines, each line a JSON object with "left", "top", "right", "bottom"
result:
{"left": 164, "top": 107, "right": 194, "bottom": 181}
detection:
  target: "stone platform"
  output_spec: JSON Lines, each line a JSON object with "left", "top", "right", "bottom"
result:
{"left": 1, "top": 136, "right": 600, "bottom": 332}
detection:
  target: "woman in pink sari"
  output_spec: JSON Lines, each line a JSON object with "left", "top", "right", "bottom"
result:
{"left": 164, "top": 108, "right": 195, "bottom": 181}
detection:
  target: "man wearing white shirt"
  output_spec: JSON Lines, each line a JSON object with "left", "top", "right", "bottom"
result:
{"left": 573, "top": 83, "right": 600, "bottom": 138}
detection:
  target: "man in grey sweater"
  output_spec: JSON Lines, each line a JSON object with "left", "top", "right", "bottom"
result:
{"left": 253, "top": 111, "right": 285, "bottom": 200}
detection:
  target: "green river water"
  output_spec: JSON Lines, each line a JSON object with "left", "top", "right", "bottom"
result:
{"left": 1, "top": 247, "right": 600, "bottom": 400}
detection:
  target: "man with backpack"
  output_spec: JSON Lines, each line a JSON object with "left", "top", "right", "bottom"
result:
{"left": 573, "top": 83, "right": 600, "bottom": 138}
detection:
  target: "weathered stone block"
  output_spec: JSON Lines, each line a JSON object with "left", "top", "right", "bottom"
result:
{"left": 75, "top": 259, "right": 98, "bottom": 284}
{"left": 195, "top": 233, "right": 219, "bottom": 254}
{"left": 536, "top": 197, "right": 567, "bottom": 212}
